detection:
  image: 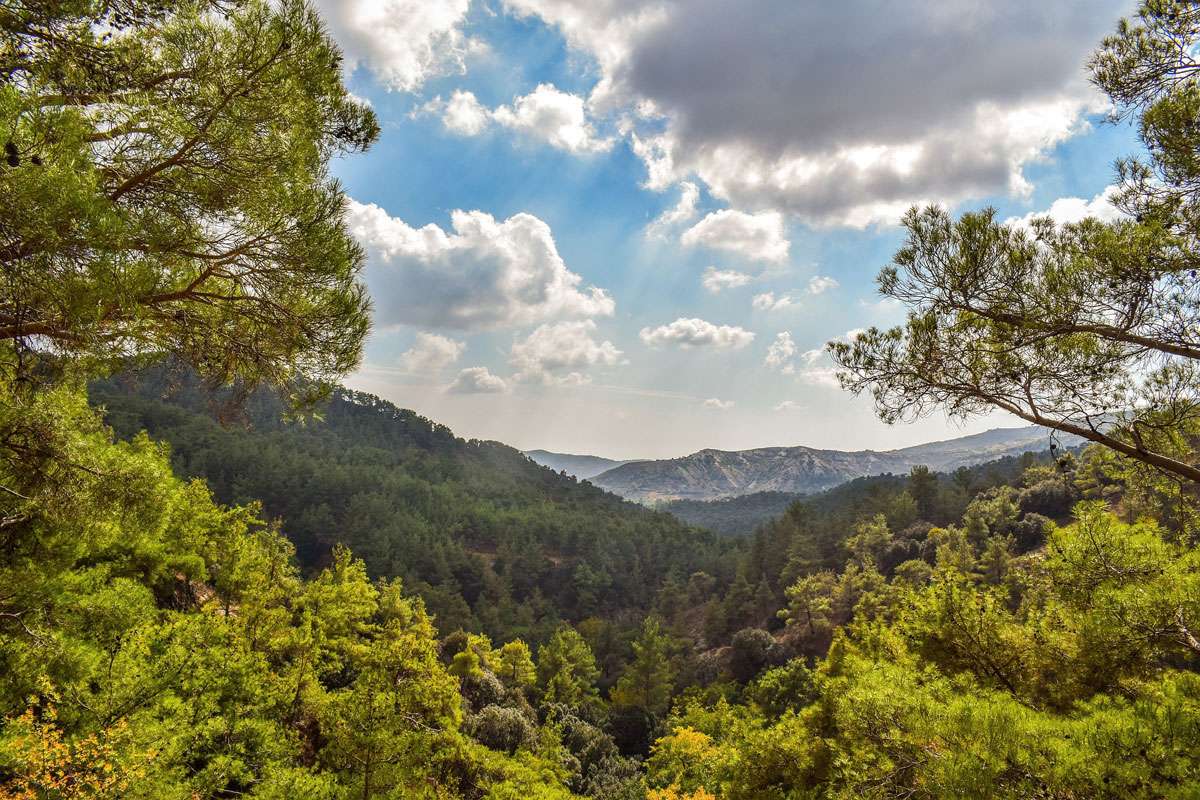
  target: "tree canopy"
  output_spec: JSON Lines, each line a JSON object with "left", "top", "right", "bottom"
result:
{"left": 1, "top": 0, "right": 376, "bottom": 404}
{"left": 831, "top": 0, "right": 1200, "bottom": 485}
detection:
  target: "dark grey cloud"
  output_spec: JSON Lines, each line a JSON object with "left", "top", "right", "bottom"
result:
{"left": 506, "top": 0, "right": 1134, "bottom": 225}
{"left": 623, "top": 2, "right": 1116, "bottom": 155}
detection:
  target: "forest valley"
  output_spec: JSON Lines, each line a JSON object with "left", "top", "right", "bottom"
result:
{"left": 3, "top": 1, "right": 1200, "bottom": 799}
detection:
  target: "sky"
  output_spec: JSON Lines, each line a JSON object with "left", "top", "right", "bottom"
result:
{"left": 317, "top": 0, "right": 1141, "bottom": 460}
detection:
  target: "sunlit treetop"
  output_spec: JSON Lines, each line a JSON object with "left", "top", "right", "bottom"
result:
{"left": 0, "top": 0, "right": 378, "bottom": 407}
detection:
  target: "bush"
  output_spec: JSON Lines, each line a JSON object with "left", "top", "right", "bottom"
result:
{"left": 465, "top": 705, "right": 537, "bottom": 754}
{"left": 1012, "top": 513, "right": 1052, "bottom": 552}
{"left": 745, "top": 659, "right": 815, "bottom": 719}
{"left": 556, "top": 712, "right": 619, "bottom": 779}
{"left": 582, "top": 755, "right": 646, "bottom": 800}
{"left": 460, "top": 669, "right": 506, "bottom": 711}
{"left": 1020, "top": 479, "right": 1075, "bottom": 518}
{"left": 728, "top": 628, "right": 780, "bottom": 684}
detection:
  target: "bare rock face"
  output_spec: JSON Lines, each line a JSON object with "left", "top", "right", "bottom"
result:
{"left": 589, "top": 426, "right": 1080, "bottom": 502}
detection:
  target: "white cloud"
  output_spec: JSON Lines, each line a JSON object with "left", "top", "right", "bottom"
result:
{"left": 503, "top": 0, "right": 1121, "bottom": 227}
{"left": 431, "top": 89, "right": 491, "bottom": 135}
{"left": 800, "top": 348, "right": 824, "bottom": 365}
{"left": 703, "top": 398, "right": 735, "bottom": 410}
{"left": 314, "top": 0, "right": 481, "bottom": 92}
{"left": 681, "top": 209, "right": 789, "bottom": 263}
{"left": 629, "top": 129, "right": 679, "bottom": 191}
{"left": 400, "top": 332, "right": 465, "bottom": 373}
{"left": 701, "top": 267, "right": 751, "bottom": 293}
{"left": 806, "top": 275, "right": 839, "bottom": 295}
{"left": 347, "top": 201, "right": 614, "bottom": 331}
{"left": 752, "top": 292, "right": 794, "bottom": 312}
{"left": 774, "top": 400, "right": 803, "bottom": 412}
{"left": 447, "top": 366, "right": 509, "bottom": 394}
{"left": 419, "top": 84, "right": 611, "bottom": 153}
{"left": 1005, "top": 185, "right": 1124, "bottom": 228}
{"left": 791, "top": 335, "right": 850, "bottom": 388}
{"left": 640, "top": 317, "right": 755, "bottom": 349}
{"left": 766, "top": 331, "right": 838, "bottom": 385}
{"left": 494, "top": 83, "right": 612, "bottom": 153}
{"left": 645, "top": 181, "right": 700, "bottom": 238}
{"left": 510, "top": 320, "right": 623, "bottom": 384}
{"left": 764, "top": 332, "right": 796, "bottom": 373}
{"left": 797, "top": 366, "right": 842, "bottom": 389}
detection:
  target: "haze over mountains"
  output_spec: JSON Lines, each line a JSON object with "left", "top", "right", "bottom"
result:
{"left": 522, "top": 449, "right": 630, "bottom": 479}
{"left": 530, "top": 425, "right": 1082, "bottom": 502}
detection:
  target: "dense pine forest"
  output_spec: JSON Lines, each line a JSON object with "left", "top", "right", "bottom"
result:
{"left": 3, "top": 1, "right": 1200, "bottom": 799}
{"left": 90, "top": 366, "right": 733, "bottom": 642}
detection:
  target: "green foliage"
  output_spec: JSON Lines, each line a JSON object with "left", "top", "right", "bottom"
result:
{"left": 465, "top": 706, "right": 538, "bottom": 755}
{"left": 0, "top": 381, "right": 579, "bottom": 798}
{"left": 611, "top": 618, "right": 674, "bottom": 719}
{"left": 91, "top": 366, "right": 730, "bottom": 643}
{"left": 537, "top": 628, "right": 601, "bottom": 711}
{"left": 646, "top": 501, "right": 1200, "bottom": 798}
{"left": 659, "top": 492, "right": 805, "bottom": 537}
{"left": 831, "top": 0, "right": 1200, "bottom": 487}
{"left": 5, "top": 8, "right": 1200, "bottom": 797}
{"left": 1, "top": 1, "right": 376, "bottom": 403}
{"left": 497, "top": 641, "right": 538, "bottom": 691}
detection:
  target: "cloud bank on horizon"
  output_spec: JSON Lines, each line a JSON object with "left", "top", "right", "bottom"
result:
{"left": 317, "top": 0, "right": 1140, "bottom": 459}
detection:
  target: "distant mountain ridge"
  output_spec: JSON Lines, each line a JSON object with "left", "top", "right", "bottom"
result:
{"left": 524, "top": 449, "right": 632, "bottom": 479}
{"left": 589, "top": 425, "right": 1081, "bottom": 502}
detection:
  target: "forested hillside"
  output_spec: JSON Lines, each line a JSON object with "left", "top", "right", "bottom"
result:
{"left": 658, "top": 492, "right": 806, "bottom": 536}
{"left": 91, "top": 367, "right": 731, "bottom": 643}
{"left": 659, "top": 450, "right": 1069, "bottom": 537}
{"left": 5, "top": 1, "right": 1200, "bottom": 799}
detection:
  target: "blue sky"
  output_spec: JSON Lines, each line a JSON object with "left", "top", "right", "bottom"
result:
{"left": 316, "top": 0, "right": 1140, "bottom": 459}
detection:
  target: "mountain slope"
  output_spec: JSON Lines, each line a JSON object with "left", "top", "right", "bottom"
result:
{"left": 524, "top": 449, "right": 632, "bottom": 479}
{"left": 593, "top": 425, "right": 1080, "bottom": 501}
{"left": 88, "top": 368, "right": 728, "bottom": 641}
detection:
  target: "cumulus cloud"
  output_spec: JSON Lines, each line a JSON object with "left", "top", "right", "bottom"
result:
{"left": 1005, "top": 185, "right": 1124, "bottom": 228}
{"left": 420, "top": 85, "right": 610, "bottom": 153}
{"left": 645, "top": 181, "right": 700, "bottom": 238}
{"left": 447, "top": 366, "right": 509, "bottom": 394}
{"left": 503, "top": 0, "right": 1121, "bottom": 226}
{"left": 764, "top": 332, "right": 796, "bottom": 373}
{"left": 494, "top": 83, "right": 612, "bottom": 153}
{"left": 767, "top": 331, "right": 831, "bottom": 379}
{"left": 681, "top": 209, "right": 789, "bottom": 262}
{"left": 428, "top": 89, "right": 491, "bottom": 135}
{"left": 701, "top": 267, "right": 751, "bottom": 293}
{"left": 314, "top": 0, "right": 481, "bottom": 92}
{"left": 752, "top": 292, "right": 794, "bottom": 312}
{"left": 806, "top": 275, "right": 839, "bottom": 295}
{"left": 703, "top": 398, "right": 735, "bottom": 410}
{"left": 640, "top": 317, "right": 755, "bottom": 349}
{"left": 400, "top": 332, "right": 465, "bottom": 373}
{"left": 789, "top": 332, "right": 857, "bottom": 387}
{"left": 510, "top": 320, "right": 623, "bottom": 384}
{"left": 347, "top": 201, "right": 614, "bottom": 331}
{"left": 774, "top": 400, "right": 803, "bottom": 412}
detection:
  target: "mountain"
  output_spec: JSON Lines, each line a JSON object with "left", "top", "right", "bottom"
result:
{"left": 524, "top": 448, "right": 632, "bottom": 479}
{"left": 88, "top": 367, "right": 729, "bottom": 641}
{"left": 592, "top": 425, "right": 1082, "bottom": 502}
